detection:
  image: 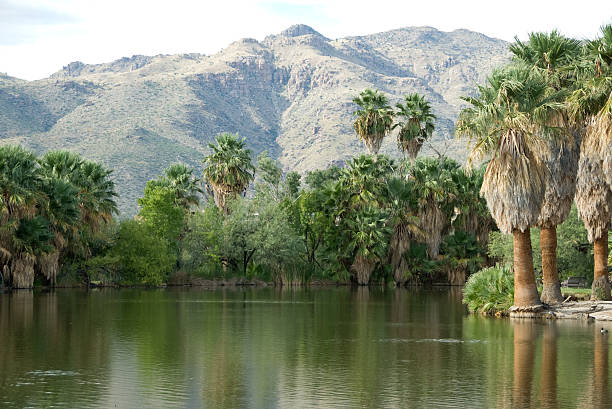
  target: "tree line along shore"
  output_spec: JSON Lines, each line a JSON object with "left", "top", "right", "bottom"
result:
{"left": 1, "top": 26, "right": 611, "bottom": 314}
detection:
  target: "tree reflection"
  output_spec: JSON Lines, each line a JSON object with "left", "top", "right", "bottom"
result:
{"left": 512, "top": 319, "right": 536, "bottom": 408}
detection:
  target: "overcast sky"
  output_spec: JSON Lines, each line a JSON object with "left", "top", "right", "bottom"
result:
{"left": 1, "top": 0, "right": 611, "bottom": 80}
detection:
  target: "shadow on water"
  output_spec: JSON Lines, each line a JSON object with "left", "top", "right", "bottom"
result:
{"left": 0, "top": 287, "right": 610, "bottom": 408}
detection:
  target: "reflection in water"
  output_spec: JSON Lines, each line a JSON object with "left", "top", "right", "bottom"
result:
{"left": 591, "top": 325, "right": 610, "bottom": 409}
{"left": 539, "top": 323, "right": 558, "bottom": 409}
{"left": 0, "top": 288, "right": 610, "bottom": 408}
{"left": 512, "top": 320, "right": 536, "bottom": 408}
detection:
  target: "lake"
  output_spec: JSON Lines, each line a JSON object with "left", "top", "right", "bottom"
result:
{"left": 0, "top": 287, "right": 610, "bottom": 408}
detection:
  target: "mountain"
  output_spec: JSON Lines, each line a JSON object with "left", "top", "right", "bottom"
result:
{"left": 0, "top": 25, "right": 509, "bottom": 215}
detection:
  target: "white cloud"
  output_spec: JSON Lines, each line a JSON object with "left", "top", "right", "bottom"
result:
{"left": 1, "top": 0, "right": 610, "bottom": 80}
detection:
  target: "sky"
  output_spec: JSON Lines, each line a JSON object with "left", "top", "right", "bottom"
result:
{"left": 1, "top": 0, "right": 611, "bottom": 80}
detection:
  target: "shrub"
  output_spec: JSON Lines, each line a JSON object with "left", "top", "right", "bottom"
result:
{"left": 463, "top": 264, "right": 514, "bottom": 314}
{"left": 111, "top": 220, "right": 176, "bottom": 286}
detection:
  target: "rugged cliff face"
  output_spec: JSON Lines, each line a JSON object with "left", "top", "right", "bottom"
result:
{"left": 0, "top": 25, "right": 509, "bottom": 215}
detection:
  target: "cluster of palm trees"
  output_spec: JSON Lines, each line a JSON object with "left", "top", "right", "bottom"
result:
{"left": 353, "top": 89, "right": 436, "bottom": 160}
{"left": 457, "top": 26, "right": 612, "bottom": 306}
{"left": 0, "top": 146, "right": 117, "bottom": 288}
{"left": 321, "top": 154, "right": 489, "bottom": 285}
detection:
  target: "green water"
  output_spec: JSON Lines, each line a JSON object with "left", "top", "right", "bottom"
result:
{"left": 0, "top": 287, "right": 610, "bottom": 408}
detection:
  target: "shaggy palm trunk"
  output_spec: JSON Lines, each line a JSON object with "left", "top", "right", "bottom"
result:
{"left": 539, "top": 227, "right": 563, "bottom": 304}
{"left": 389, "top": 227, "right": 410, "bottom": 286}
{"left": 540, "top": 325, "right": 558, "bottom": 409}
{"left": 10, "top": 255, "right": 36, "bottom": 289}
{"left": 351, "top": 254, "right": 375, "bottom": 285}
{"left": 403, "top": 139, "right": 423, "bottom": 162}
{"left": 591, "top": 234, "right": 611, "bottom": 301}
{"left": 512, "top": 321, "right": 536, "bottom": 409}
{"left": 39, "top": 252, "right": 60, "bottom": 286}
{"left": 513, "top": 229, "right": 541, "bottom": 308}
{"left": 364, "top": 136, "right": 384, "bottom": 156}
{"left": 421, "top": 203, "right": 444, "bottom": 258}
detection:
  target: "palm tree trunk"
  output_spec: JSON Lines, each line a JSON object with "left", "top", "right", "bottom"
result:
{"left": 591, "top": 233, "right": 611, "bottom": 301}
{"left": 351, "top": 254, "right": 374, "bottom": 285}
{"left": 513, "top": 228, "right": 542, "bottom": 308}
{"left": 540, "top": 227, "right": 563, "bottom": 304}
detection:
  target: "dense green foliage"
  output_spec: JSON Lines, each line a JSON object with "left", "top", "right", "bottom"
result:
{"left": 0, "top": 146, "right": 117, "bottom": 288}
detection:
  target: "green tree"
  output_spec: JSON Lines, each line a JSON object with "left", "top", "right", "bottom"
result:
{"left": 0, "top": 146, "right": 48, "bottom": 288}
{"left": 385, "top": 177, "right": 422, "bottom": 285}
{"left": 149, "top": 163, "right": 203, "bottom": 210}
{"left": 324, "top": 155, "right": 394, "bottom": 284}
{"left": 405, "top": 157, "right": 459, "bottom": 258}
{"left": 180, "top": 204, "right": 224, "bottom": 276}
{"left": 202, "top": 132, "right": 255, "bottom": 214}
{"left": 110, "top": 220, "right": 175, "bottom": 286}
{"left": 394, "top": 93, "right": 436, "bottom": 161}
{"left": 137, "top": 185, "right": 184, "bottom": 248}
{"left": 352, "top": 89, "right": 394, "bottom": 155}
{"left": 37, "top": 178, "right": 80, "bottom": 284}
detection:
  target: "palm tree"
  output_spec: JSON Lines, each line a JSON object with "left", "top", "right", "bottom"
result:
{"left": 37, "top": 178, "right": 80, "bottom": 284}
{"left": 405, "top": 157, "right": 458, "bottom": 259}
{"left": 352, "top": 89, "right": 394, "bottom": 155}
{"left": 347, "top": 205, "right": 391, "bottom": 285}
{"left": 452, "top": 164, "right": 494, "bottom": 250}
{"left": 325, "top": 154, "right": 394, "bottom": 285}
{"left": 510, "top": 30, "right": 582, "bottom": 304}
{"left": 75, "top": 160, "right": 118, "bottom": 231}
{"left": 40, "top": 151, "right": 118, "bottom": 232}
{"left": 0, "top": 145, "right": 48, "bottom": 288}
{"left": 394, "top": 93, "right": 436, "bottom": 161}
{"left": 457, "top": 63, "right": 564, "bottom": 309}
{"left": 202, "top": 133, "right": 255, "bottom": 214}
{"left": 149, "top": 164, "right": 203, "bottom": 210}
{"left": 569, "top": 25, "right": 612, "bottom": 300}
{"left": 386, "top": 177, "right": 423, "bottom": 285}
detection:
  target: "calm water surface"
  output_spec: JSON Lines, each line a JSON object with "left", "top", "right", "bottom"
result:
{"left": 1, "top": 287, "right": 610, "bottom": 408}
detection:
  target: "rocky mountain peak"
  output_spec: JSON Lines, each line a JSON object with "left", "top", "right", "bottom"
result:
{"left": 279, "top": 24, "right": 327, "bottom": 39}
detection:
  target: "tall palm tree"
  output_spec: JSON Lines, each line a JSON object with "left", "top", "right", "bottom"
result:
{"left": 352, "top": 89, "right": 394, "bottom": 155}
{"left": 569, "top": 25, "right": 612, "bottom": 300}
{"left": 202, "top": 133, "right": 255, "bottom": 214}
{"left": 510, "top": 30, "right": 582, "bottom": 303}
{"left": 457, "top": 63, "right": 564, "bottom": 309}
{"left": 394, "top": 93, "right": 436, "bottom": 161}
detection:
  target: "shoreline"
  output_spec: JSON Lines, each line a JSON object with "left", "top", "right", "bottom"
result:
{"left": 510, "top": 301, "right": 612, "bottom": 321}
